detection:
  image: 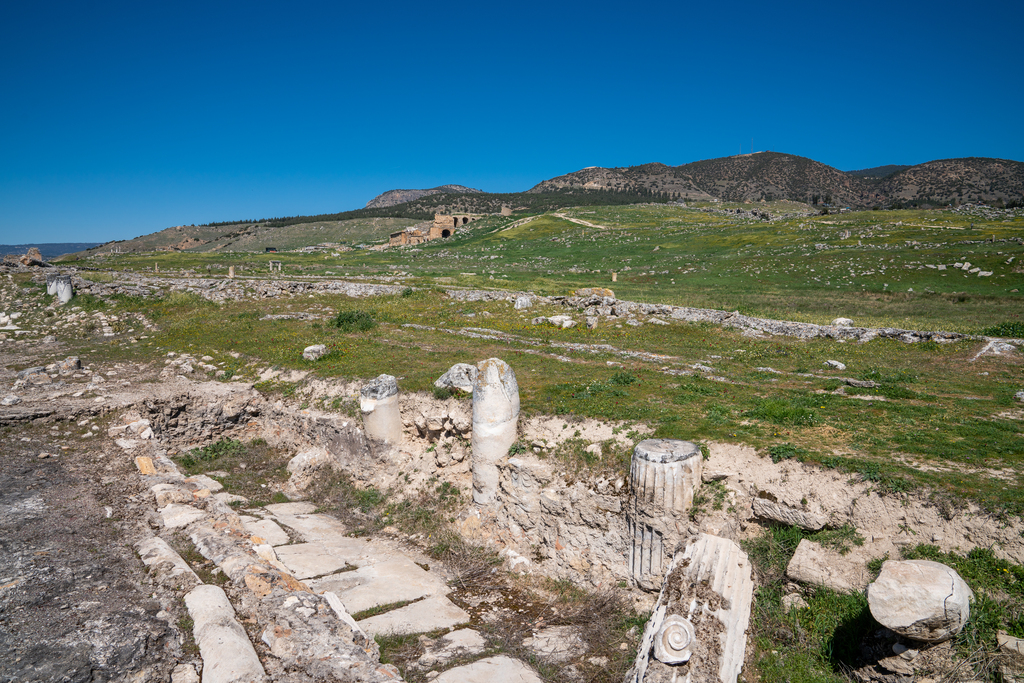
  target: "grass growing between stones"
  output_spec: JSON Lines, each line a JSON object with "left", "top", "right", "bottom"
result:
{"left": 742, "top": 524, "right": 879, "bottom": 682}
{"left": 173, "top": 437, "right": 293, "bottom": 506}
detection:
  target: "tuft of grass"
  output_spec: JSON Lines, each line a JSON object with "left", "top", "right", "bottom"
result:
{"left": 746, "top": 398, "right": 818, "bottom": 426}
{"left": 768, "top": 442, "right": 808, "bottom": 463}
{"left": 330, "top": 309, "right": 377, "bottom": 332}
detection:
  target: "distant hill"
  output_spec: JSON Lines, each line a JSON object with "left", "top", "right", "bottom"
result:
{"left": 364, "top": 185, "right": 483, "bottom": 209}
{"left": 1, "top": 243, "right": 100, "bottom": 260}
{"left": 873, "top": 157, "right": 1024, "bottom": 206}
{"left": 846, "top": 164, "right": 912, "bottom": 178}
{"left": 62, "top": 152, "right": 1024, "bottom": 257}
{"left": 529, "top": 153, "right": 1024, "bottom": 208}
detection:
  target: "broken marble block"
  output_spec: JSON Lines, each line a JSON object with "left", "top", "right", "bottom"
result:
{"left": 46, "top": 272, "right": 60, "bottom": 296}
{"left": 471, "top": 358, "right": 519, "bottom": 504}
{"left": 629, "top": 534, "right": 754, "bottom": 683}
{"left": 360, "top": 374, "right": 402, "bottom": 446}
{"left": 627, "top": 439, "right": 702, "bottom": 590}
{"left": 867, "top": 560, "right": 973, "bottom": 643}
{"left": 434, "top": 362, "right": 478, "bottom": 393}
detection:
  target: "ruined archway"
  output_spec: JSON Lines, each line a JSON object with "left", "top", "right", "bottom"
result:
{"left": 452, "top": 217, "right": 458, "bottom": 228}
{"left": 462, "top": 217, "right": 469, "bottom": 225}
{"left": 441, "top": 229, "right": 451, "bottom": 238}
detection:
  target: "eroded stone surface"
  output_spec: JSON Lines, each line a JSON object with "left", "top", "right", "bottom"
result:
{"left": 751, "top": 496, "right": 827, "bottom": 531}
{"left": 433, "top": 655, "right": 542, "bottom": 683}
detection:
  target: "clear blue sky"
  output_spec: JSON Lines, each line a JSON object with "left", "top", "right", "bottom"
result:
{"left": 2, "top": 0, "right": 1021, "bottom": 243}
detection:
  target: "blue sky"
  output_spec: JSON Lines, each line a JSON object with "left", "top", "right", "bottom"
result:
{"left": 2, "top": 0, "right": 1022, "bottom": 243}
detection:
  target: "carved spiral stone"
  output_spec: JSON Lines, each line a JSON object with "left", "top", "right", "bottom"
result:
{"left": 652, "top": 614, "right": 695, "bottom": 664}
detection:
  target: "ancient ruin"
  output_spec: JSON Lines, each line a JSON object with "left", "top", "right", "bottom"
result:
{"left": 388, "top": 213, "right": 477, "bottom": 246}
{"left": 1, "top": 265, "right": 1022, "bottom": 683}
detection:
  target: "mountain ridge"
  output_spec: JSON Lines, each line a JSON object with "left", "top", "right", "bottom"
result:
{"left": 364, "top": 184, "right": 483, "bottom": 209}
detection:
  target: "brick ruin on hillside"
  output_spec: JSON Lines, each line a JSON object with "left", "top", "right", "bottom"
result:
{"left": 388, "top": 213, "right": 477, "bottom": 247}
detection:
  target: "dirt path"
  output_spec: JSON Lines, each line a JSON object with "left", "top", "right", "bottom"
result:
{"left": 552, "top": 212, "right": 611, "bottom": 230}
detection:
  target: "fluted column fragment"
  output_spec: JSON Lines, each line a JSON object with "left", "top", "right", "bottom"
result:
{"left": 627, "top": 439, "right": 702, "bottom": 590}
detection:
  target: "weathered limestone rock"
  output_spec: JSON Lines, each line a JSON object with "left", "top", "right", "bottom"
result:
{"left": 184, "top": 585, "right": 267, "bottom": 683}
{"left": 523, "top": 625, "right": 586, "bottom": 662}
{"left": 514, "top": 295, "right": 533, "bottom": 310}
{"left": 434, "top": 362, "right": 478, "bottom": 393}
{"left": 54, "top": 275, "right": 73, "bottom": 304}
{"left": 867, "top": 560, "right": 973, "bottom": 643}
{"left": 575, "top": 287, "right": 615, "bottom": 298}
{"left": 360, "top": 374, "right": 402, "bottom": 446}
{"left": 285, "top": 446, "right": 332, "bottom": 490}
{"left": 417, "top": 628, "right": 487, "bottom": 667}
{"left": 302, "top": 344, "right": 327, "bottom": 361}
{"left": 627, "top": 439, "right": 702, "bottom": 590}
{"left": 824, "top": 360, "right": 846, "bottom": 370}
{"left": 159, "top": 503, "right": 207, "bottom": 529}
{"left": 630, "top": 534, "right": 754, "bottom": 683}
{"left": 786, "top": 539, "right": 869, "bottom": 592}
{"left": 831, "top": 317, "right": 854, "bottom": 327}
{"left": 135, "top": 536, "right": 201, "bottom": 589}
{"left": 471, "top": 358, "right": 519, "bottom": 504}
{"left": 751, "top": 496, "right": 827, "bottom": 531}
{"left": 45, "top": 272, "right": 59, "bottom": 296}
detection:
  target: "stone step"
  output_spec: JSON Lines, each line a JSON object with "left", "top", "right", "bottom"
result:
{"left": 357, "top": 595, "right": 470, "bottom": 636}
{"left": 309, "top": 556, "right": 449, "bottom": 613}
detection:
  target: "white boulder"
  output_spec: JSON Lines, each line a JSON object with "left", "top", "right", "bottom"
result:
{"left": 434, "top": 363, "right": 478, "bottom": 393}
{"left": 302, "top": 344, "right": 327, "bottom": 361}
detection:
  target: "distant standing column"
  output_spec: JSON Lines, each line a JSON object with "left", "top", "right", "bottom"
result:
{"left": 228, "top": 265, "right": 235, "bottom": 279}
{"left": 54, "top": 275, "right": 74, "bottom": 305}
{"left": 360, "top": 374, "right": 402, "bottom": 446}
{"left": 471, "top": 358, "right": 520, "bottom": 504}
{"left": 627, "top": 439, "right": 703, "bottom": 590}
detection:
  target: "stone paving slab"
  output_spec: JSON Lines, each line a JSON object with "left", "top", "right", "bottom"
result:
{"left": 240, "top": 516, "right": 291, "bottom": 546}
{"left": 433, "top": 655, "right": 542, "bottom": 683}
{"left": 270, "top": 512, "right": 350, "bottom": 543}
{"left": 358, "top": 595, "right": 470, "bottom": 636}
{"left": 308, "top": 556, "right": 449, "bottom": 613}
{"left": 263, "top": 502, "right": 317, "bottom": 515}
{"left": 273, "top": 543, "right": 356, "bottom": 579}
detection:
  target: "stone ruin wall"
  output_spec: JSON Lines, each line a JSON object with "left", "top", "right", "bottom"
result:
{"left": 129, "top": 375, "right": 1024, "bottom": 596}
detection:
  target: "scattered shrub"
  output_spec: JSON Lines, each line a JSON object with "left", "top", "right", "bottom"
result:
{"left": 330, "top": 310, "right": 376, "bottom": 332}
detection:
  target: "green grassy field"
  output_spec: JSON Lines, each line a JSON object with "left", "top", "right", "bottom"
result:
{"left": 81, "top": 203, "right": 1024, "bottom": 332}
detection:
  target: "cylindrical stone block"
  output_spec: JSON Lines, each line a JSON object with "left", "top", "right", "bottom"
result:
{"left": 228, "top": 265, "right": 235, "bottom": 279}
{"left": 627, "top": 439, "right": 702, "bottom": 590}
{"left": 55, "top": 275, "right": 74, "bottom": 305}
{"left": 46, "top": 272, "right": 59, "bottom": 296}
{"left": 360, "top": 374, "right": 402, "bottom": 446}
{"left": 471, "top": 358, "right": 519, "bottom": 505}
